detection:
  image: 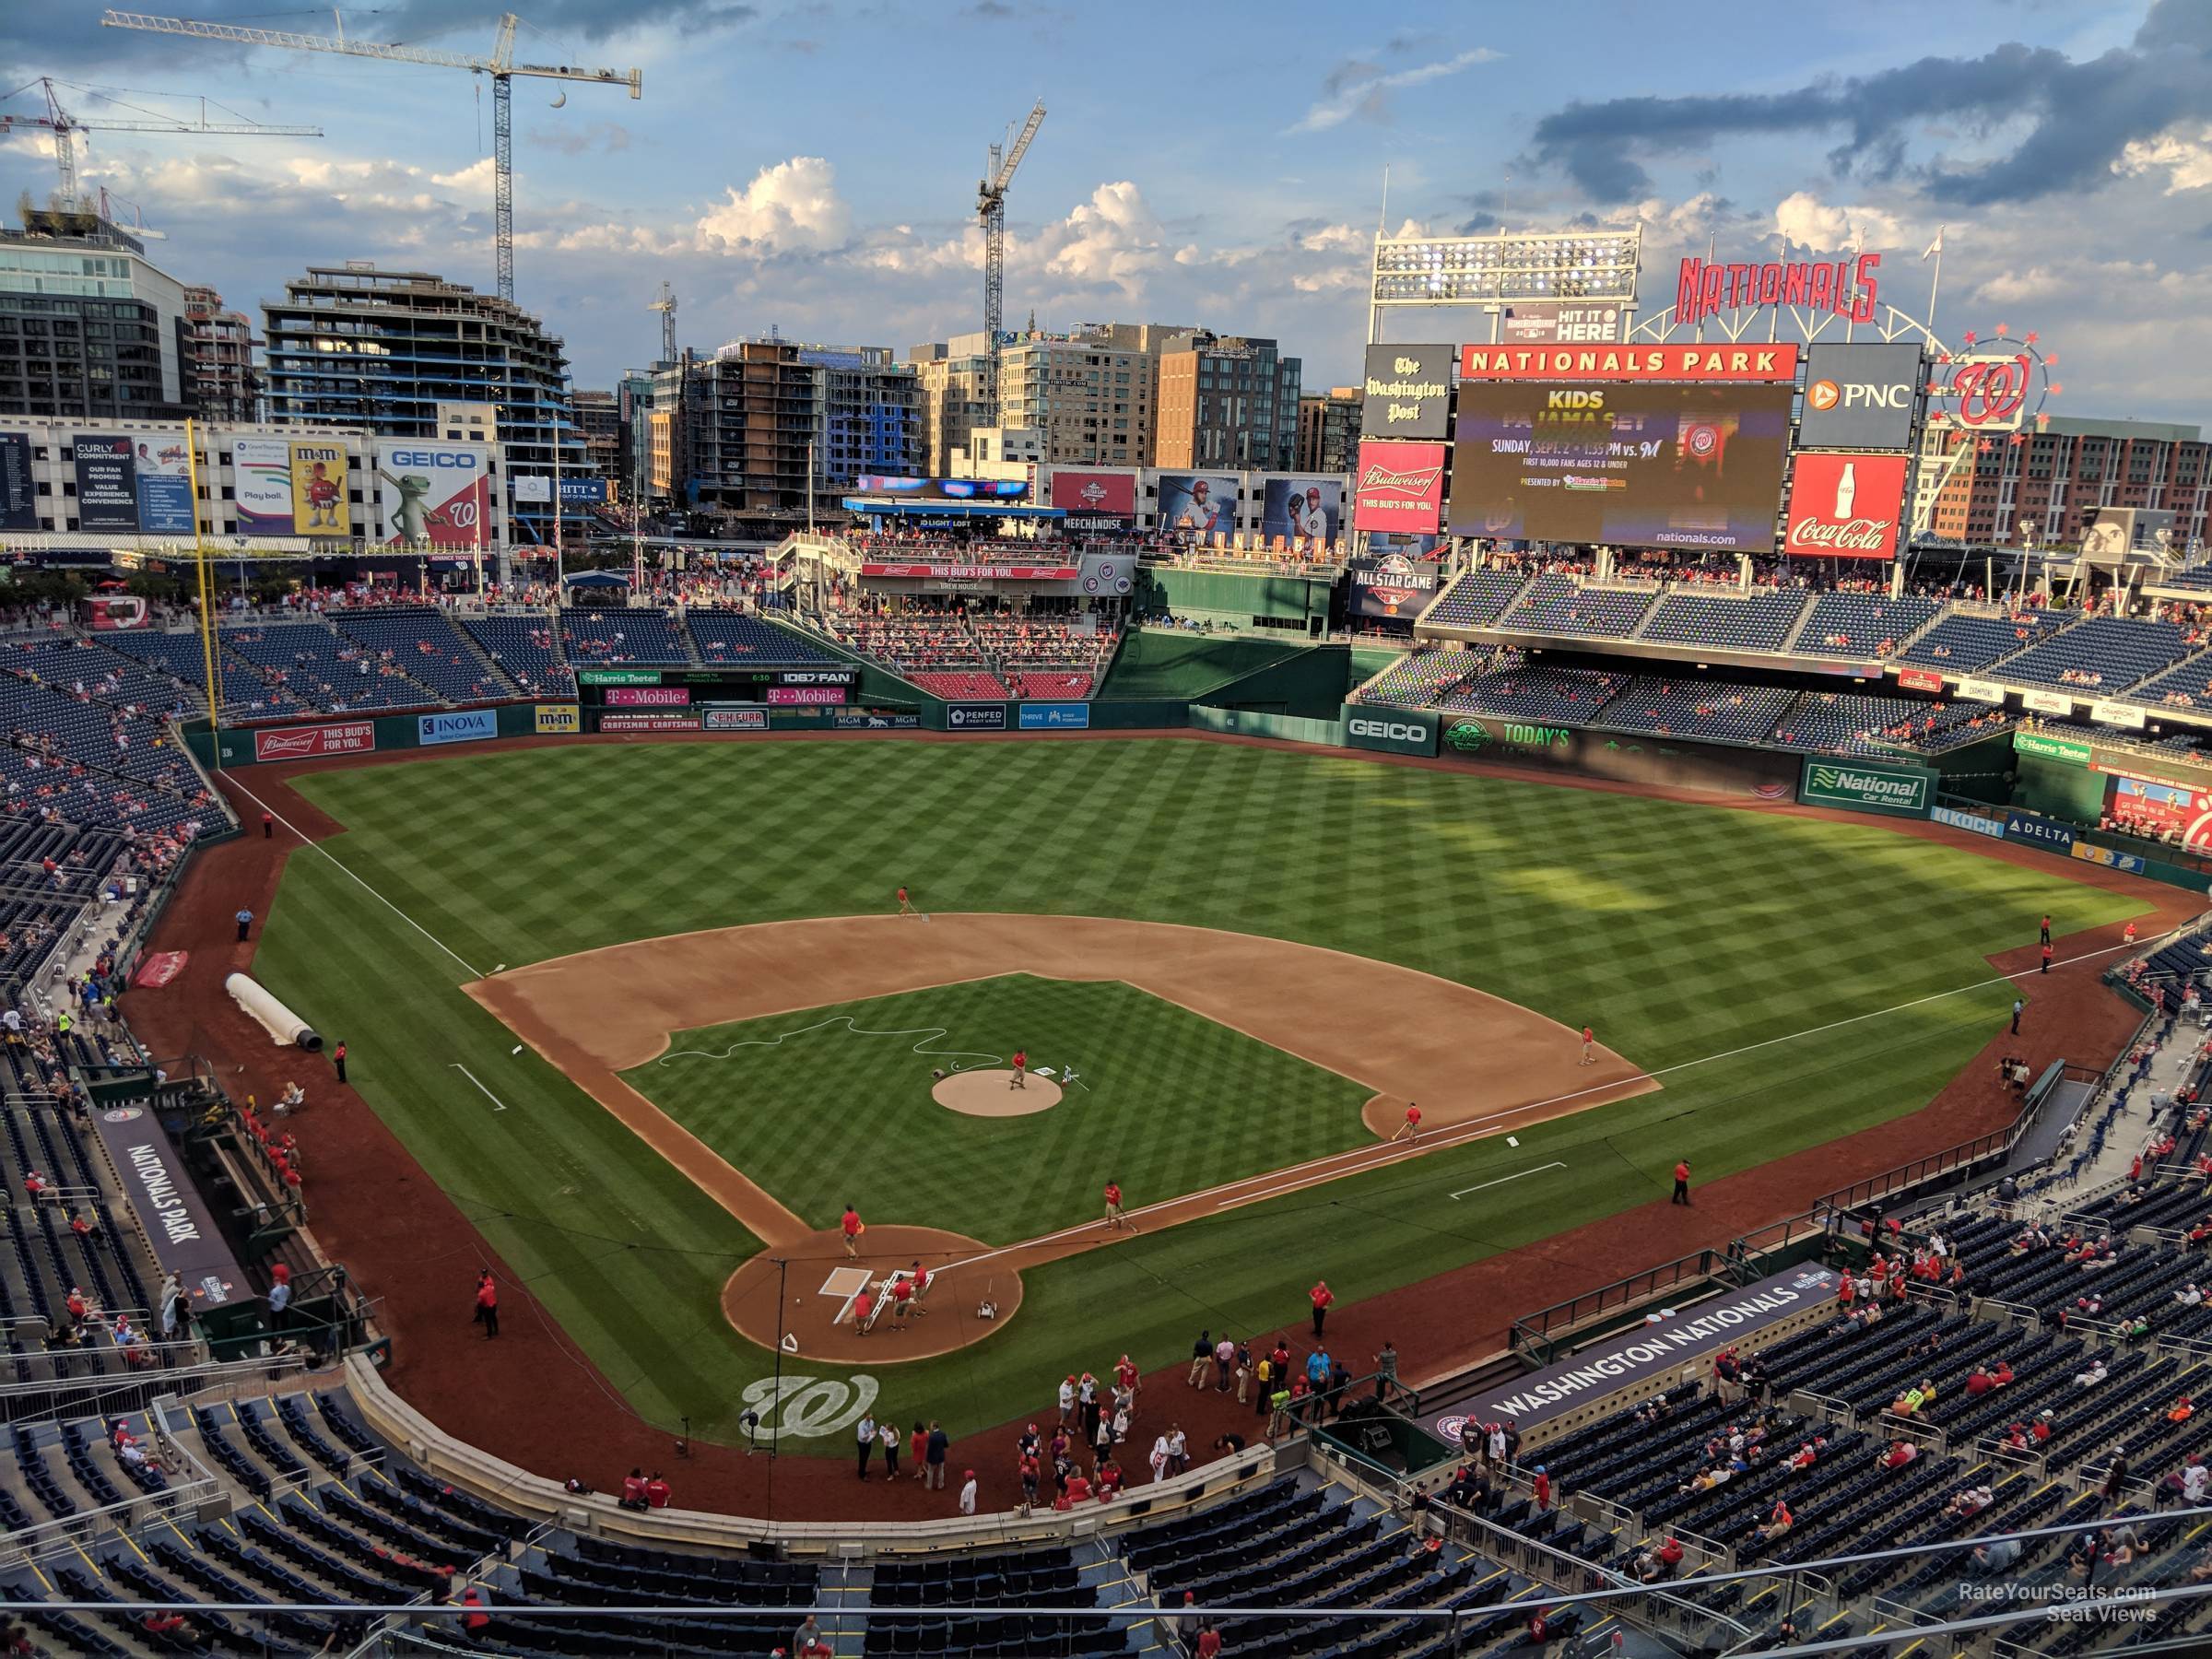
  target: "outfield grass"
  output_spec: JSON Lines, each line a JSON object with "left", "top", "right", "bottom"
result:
{"left": 253, "top": 737, "right": 2140, "bottom": 1442}
{"left": 628, "top": 974, "right": 1375, "bottom": 1243}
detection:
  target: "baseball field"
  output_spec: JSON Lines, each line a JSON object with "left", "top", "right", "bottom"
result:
{"left": 243, "top": 735, "right": 2138, "bottom": 1445}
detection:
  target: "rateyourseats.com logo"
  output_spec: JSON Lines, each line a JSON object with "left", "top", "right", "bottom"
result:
{"left": 1813, "top": 765, "right": 1920, "bottom": 801}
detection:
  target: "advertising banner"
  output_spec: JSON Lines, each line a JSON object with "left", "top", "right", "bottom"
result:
{"left": 1158, "top": 473, "right": 1238, "bottom": 536}
{"left": 1798, "top": 342, "right": 1924, "bottom": 451}
{"left": 1898, "top": 668, "right": 1946, "bottom": 692}
{"left": 1260, "top": 477, "right": 1341, "bottom": 543}
{"left": 606, "top": 686, "right": 691, "bottom": 707}
{"left": 599, "top": 712, "right": 700, "bottom": 732}
{"left": 1959, "top": 678, "right": 2006, "bottom": 704}
{"left": 945, "top": 702, "right": 1007, "bottom": 731}
{"left": 1434, "top": 717, "right": 1800, "bottom": 798}
{"left": 2021, "top": 689, "right": 2074, "bottom": 716}
{"left": 1422, "top": 1264, "right": 1841, "bottom": 1437}
{"left": 512, "top": 476, "right": 552, "bottom": 503}
{"left": 2003, "top": 809, "right": 2077, "bottom": 853}
{"left": 1359, "top": 344, "right": 1453, "bottom": 440}
{"left": 72, "top": 435, "right": 138, "bottom": 532}
{"left": 0, "top": 432, "right": 35, "bottom": 531}
{"left": 130, "top": 433, "right": 194, "bottom": 535}
{"left": 88, "top": 1103, "right": 246, "bottom": 1307}
{"left": 559, "top": 477, "right": 608, "bottom": 505}
{"left": 1797, "top": 759, "right": 1933, "bottom": 818}
{"left": 577, "top": 667, "right": 662, "bottom": 686}
{"left": 773, "top": 668, "right": 858, "bottom": 687}
{"left": 1049, "top": 469, "right": 1138, "bottom": 531}
{"left": 1499, "top": 303, "right": 1624, "bottom": 346}
{"left": 252, "top": 720, "right": 377, "bottom": 761}
{"left": 1018, "top": 701, "right": 1091, "bottom": 729}
{"left": 1344, "top": 707, "right": 1441, "bottom": 757}
{"left": 1935, "top": 805, "right": 2006, "bottom": 839}
{"left": 766, "top": 686, "right": 846, "bottom": 706}
{"left": 288, "top": 441, "right": 351, "bottom": 535}
{"left": 418, "top": 710, "right": 498, "bottom": 747}
{"left": 2015, "top": 730, "right": 2089, "bottom": 765}
{"left": 534, "top": 704, "right": 581, "bottom": 735}
{"left": 232, "top": 439, "right": 296, "bottom": 533}
{"left": 377, "top": 442, "right": 490, "bottom": 548}
{"left": 1347, "top": 554, "right": 1443, "bottom": 619}
{"left": 853, "top": 476, "right": 1030, "bottom": 500}
{"left": 1077, "top": 553, "right": 1135, "bottom": 596}
{"left": 1459, "top": 343, "right": 1799, "bottom": 382}
{"left": 2090, "top": 700, "right": 2147, "bottom": 731}
{"left": 705, "top": 708, "right": 769, "bottom": 730}
{"left": 1449, "top": 382, "right": 1793, "bottom": 551}
{"left": 2107, "top": 776, "right": 2212, "bottom": 849}
{"left": 2071, "top": 841, "right": 2147, "bottom": 875}
{"left": 1783, "top": 452, "right": 1907, "bottom": 560}
{"left": 859, "top": 562, "right": 1077, "bottom": 581}
{"left": 1352, "top": 441, "right": 1447, "bottom": 534}
{"left": 834, "top": 711, "right": 922, "bottom": 730}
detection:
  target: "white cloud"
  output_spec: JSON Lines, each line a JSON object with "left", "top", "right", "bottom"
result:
{"left": 432, "top": 156, "right": 499, "bottom": 197}
{"left": 695, "top": 155, "right": 851, "bottom": 253}
{"left": 1771, "top": 190, "right": 1902, "bottom": 252}
{"left": 1289, "top": 48, "right": 1501, "bottom": 135}
{"left": 2113, "top": 125, "right": 2212, "bottom": 194}
{"left": 1041, "top": 180, "right": 1165, "bottom": 294}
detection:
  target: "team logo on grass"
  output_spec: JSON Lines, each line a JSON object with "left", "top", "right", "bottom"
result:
{"left": 736, "top": 1372, "right": 879, "bottom": 1439}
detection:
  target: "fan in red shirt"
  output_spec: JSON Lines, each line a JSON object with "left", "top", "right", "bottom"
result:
{"left": 1103, "top": 1180, "right": 1127, "bottom": 1230}
{"left": 1309, "top": 1280, "right": 1334, "bottom": 1339}
{"left": 1392, "top": 1102, "right": 1421, "bottom": 1144}
{"left": 841, "top": 1204, "right": 865, "bottom": 1259}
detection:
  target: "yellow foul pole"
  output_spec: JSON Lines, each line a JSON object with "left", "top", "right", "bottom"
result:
{"left": 182, "top": 418, "right": 221, "bottom": 769}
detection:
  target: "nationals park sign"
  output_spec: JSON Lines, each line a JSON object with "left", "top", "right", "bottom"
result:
{"left": 1459, "top": 342, "right": 1798, "bottom": 381}
{"left": 1798, "top": 759, "right": 1933, "bottom": 818}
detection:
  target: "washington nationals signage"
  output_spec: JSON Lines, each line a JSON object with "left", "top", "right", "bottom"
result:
{"left": 1676, "top": 253, "right": 1881, "bottom": 330}
{"left": 1459, "top": 343, "right": 1798, "bottom": 382}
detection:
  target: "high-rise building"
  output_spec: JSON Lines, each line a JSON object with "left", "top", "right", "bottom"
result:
{"left": 995, "top": 323, "right": 1182, "bottom": 469}
{"left": 649, "top": 338, "right": 816, "bottom": 519}
{"left": 182, "top": 286, "right": 260, "bottom": 424}
{"left": 1296, "top": 387, "right": 1361, "bottom": 476}
{"left": 261, "top": 263, "right": 578, "bottom": 471}
{"left": 0, "top": 205, "right": 189, "bottom": 422}
{"left": 572, "top": 388, "right": 620, "bottom": 483}
{"left": 1919, "top": 417, "right": 2211, "bottom": 552}
{"left": 617, "top": 369, "right": 653, "bottom": 497}
{"left": 1156, "top": 332, "right": 1300, "bottom": 471}
{"left": 907, "top": 334, "right": 995, "bottom": 477}
{"left": 791, "top": 342, "right": 920, "bottom": 489}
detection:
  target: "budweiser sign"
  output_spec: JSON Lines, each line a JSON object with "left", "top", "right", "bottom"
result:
{"left": 1676, "top": 253, "right": 1880, "bottom": 329}
{"left": 1783, "top": 452, "right": 1908, "bottom": 561}
{"left": 1351, "top": 440, "right": 1447, "bottom": 534}
{"left": 253, "top": 720, "right": 378, "bottom": 761}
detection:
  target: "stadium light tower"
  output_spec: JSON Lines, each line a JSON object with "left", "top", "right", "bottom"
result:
{"left": 100, "top": 9, "right": 641, "bottom": 302}
{"left": 1368, "top": 227, "right": 1642, "bottom": 344}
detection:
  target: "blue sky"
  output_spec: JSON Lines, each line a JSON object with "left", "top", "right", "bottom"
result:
{"left": 6, "top": 0, "right": 2209, "bottom": 420}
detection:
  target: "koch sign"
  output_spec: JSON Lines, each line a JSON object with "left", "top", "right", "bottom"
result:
{"left": 1797, "top": 342, "right": 1925, "bottom": 451}
{"left": 1359, "top": 344, "right": 1453, "bottom": 440}
{"left": 1425, "top": 1265, "right": 1841, "bottom": 1437}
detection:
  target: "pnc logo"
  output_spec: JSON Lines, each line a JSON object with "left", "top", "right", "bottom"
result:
{"left": 1807, "top": 379, "right": 1841, "bottom": 411}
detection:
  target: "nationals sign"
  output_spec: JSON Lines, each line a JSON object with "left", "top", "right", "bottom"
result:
{"left": 1930, "top": 352, "right": 2032, "bottom": 432}
{"left": 1047, "top": 469, "right": 1136, "bottom": 530}
{"left": 1676, "top": 253, "right": 1881, "bottom": 329}
{"left": 1783, "top": 452, "right": 1908, "bottom": 560}
{"left": 1351, "top": 441, "right": 1447, "bottom": 533}
{"left": 252, "top": 721, "right": 377, "bottom": 761}
{"left": 1459, "top": 343, "right": 1798, "bottom": 382}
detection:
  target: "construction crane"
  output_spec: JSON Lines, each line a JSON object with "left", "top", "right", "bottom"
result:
{"left": 0, "top": 75, "right": 321, "bottom": 213}
{"left": 649, "top": 281, "right": 677, "bottom": 366}
{"left": 100, "top": 9, "right": 641, "bottom": 303}
{"left": 976, "top": 99, "right": 1044, "bottom": 347}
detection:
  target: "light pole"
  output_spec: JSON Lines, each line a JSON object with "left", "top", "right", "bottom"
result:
{"left": 2016, "top": 519, "right": 2035, "bottom": 606}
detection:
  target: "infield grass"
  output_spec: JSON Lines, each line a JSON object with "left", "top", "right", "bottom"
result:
{"left": 252, "top": 736, "right": 2143, "bottom": 1441}
{"left": 628, "top": 974, "right": 1375, "bottom": 1243}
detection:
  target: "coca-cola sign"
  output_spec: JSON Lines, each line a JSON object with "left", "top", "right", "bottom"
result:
{"left": 1351, "top": 440, "right": 1447, "bottom": 533}
{"left": 1783, "top": 451, "right": 1908, "bottom": 561}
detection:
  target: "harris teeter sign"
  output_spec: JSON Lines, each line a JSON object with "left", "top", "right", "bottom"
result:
{"left": 1798, "top": 759, "right": 1932, "bottom": 818}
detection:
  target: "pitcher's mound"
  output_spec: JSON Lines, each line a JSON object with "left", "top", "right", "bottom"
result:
{"left": 935, "top": 1069, "right": 1062, "bottom": 1116}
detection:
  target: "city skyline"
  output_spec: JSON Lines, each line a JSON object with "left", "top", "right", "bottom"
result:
{"left": 1, "top": 0, "right": 2206, "bottom": 420}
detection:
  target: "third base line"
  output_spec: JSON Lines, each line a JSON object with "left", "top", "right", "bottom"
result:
{"left": 1451, "top": 1161, "right": 1566, "bottom": 1200}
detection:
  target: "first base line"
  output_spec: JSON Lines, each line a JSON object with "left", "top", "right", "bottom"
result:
{"left": 451, "top": 1063, "right": 511, "bottom": 1113}
{"left": 1451, "top": 1162, "right": 1566, "bottom": 1200}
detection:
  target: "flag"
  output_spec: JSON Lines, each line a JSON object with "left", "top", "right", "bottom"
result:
{"left": 1921, "top": 227, "right": 1946, "bottom": 261}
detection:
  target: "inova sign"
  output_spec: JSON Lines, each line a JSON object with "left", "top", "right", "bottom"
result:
{"left": 1344, "top": 708, "right": 1439, "bottom": 757}
{"left": 1798, "top": 759, "right": 1933, "bottom": 818}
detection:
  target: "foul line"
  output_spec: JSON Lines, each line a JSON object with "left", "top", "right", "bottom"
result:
{"left": 934, "top": 930, "right": 2180, "bottom": 1277}
{"left": 1451, "top": 1162, "right": 1566, "bottom": 1200}
{"left": 657, "top": 1015, "right": 1000, "bottom": 1071}
{"left": 450, "top": 1063, "right": 509, "bottom": 1113}
{"left": 227, "top": 775, "right": 484, "bottom": 982}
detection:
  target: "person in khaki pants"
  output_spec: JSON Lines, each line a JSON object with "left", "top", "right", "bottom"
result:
{"left": 1187, "top": 1329, "right": 1211, "bottom": 1386}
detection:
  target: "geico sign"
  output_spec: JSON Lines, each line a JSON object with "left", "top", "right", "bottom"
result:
{"left": 389, "top": 450, "right": 481, "bottom": 469}
{"left": 1807, "top": 378, "right": 1911, "bottom": 411}
{"left": 1347, "top": 718, "right": 1427, "bottom": 741}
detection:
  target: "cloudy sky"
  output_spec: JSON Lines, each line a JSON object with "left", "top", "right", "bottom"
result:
{"left": 6, "top": 0, "right": 2210, "bottom": 421}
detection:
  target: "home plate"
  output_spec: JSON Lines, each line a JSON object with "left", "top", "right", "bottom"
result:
{"left": 818, "top": 1266, "right": 871, "bottom": 1299}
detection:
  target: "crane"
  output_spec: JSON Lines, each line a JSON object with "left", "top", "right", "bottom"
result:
{"left": 100, "top": 9, "right": 642, "bottom": 303}
{"left": 977, "top": 99, "right": 1044, "bottom": 347}
{"left": 0, "top": 75, "right": 322, "bottom": 214}
{"left": 649, "top": 280, "right": 677, "bottom": 366}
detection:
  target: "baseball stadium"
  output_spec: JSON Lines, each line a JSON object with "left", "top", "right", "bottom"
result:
{"left": 12, "top": 132, "right": 2212, "bottom": 1659}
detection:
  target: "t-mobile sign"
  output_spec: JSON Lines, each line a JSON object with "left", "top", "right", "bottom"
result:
{"left": 767, "top": 686, "right": 847, "bottom": 706}
{"left": 1783, "top": 451, "right": 1909, "bottom": 560}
